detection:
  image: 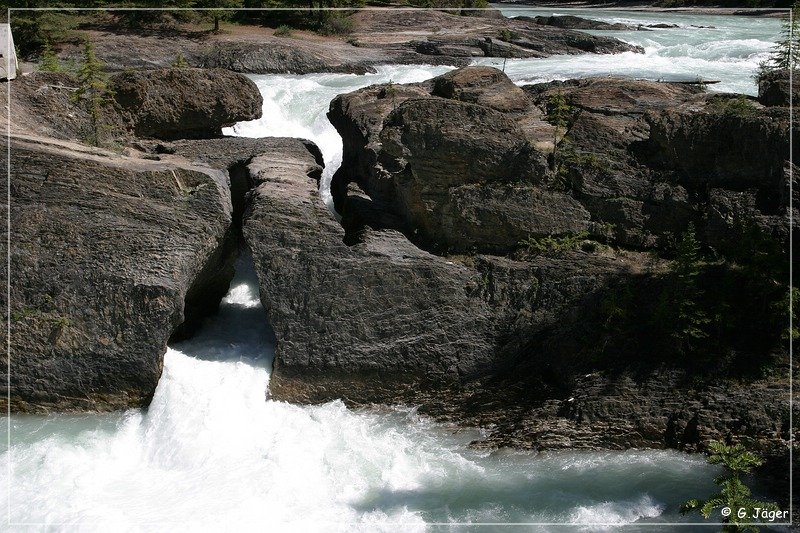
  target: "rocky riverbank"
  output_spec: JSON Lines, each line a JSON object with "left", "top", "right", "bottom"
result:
{"left": 3, "top": 68, "right": 319, "bottom": 411}
{"left": 493, "top": 1, "right": 788, "bottom": 17}
{"left": 43, "top": 9, "right": 640, "bottom": 75}
{"left": 4, "top": 57, "right": 794, "bottom": 512}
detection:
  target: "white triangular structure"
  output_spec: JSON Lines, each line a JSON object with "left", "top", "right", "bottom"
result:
{"left": 0, "top": 23, "right": 18, "bottom": 80}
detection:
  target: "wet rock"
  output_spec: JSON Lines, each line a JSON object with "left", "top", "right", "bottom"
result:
{"left": 525, "top": 15, "right": 636, "bottom": 31}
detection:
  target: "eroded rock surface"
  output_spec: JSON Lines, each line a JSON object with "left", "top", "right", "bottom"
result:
{"left": 331, "top": 68, "right": 796, "bottom": 253}
{"left": 4, "top": 68, "right": 320, "bottom": 411}
{"left": 307, "top": 66, "right": 794, "bottom": 464}
{"left": 110, "top": 68, "right": 263, "bottom": 140}
{"left": 242, "top": 147, "right": 497, "bottom": 403}
{"left": 6, "top": 138, "right": 234, "bottom": 411}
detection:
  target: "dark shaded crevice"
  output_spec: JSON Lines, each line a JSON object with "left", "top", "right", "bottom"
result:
{"left": 168, "top": 161, "right": 255, "bottom": 343}
{"left": 229, "top": 160, "right": 255, "bottom": 234}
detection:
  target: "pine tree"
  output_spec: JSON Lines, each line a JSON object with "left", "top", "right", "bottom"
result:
{"left": 670, "top": 224, "right": 710, "bottom": 351}
{"left": 195, "top": 0, "right": 244, "bottom": 33}
{"left": 682, "top": 441, "right": 779, "bottom": 532}
{"left": 39, "top": 41, "right": 61, "bottom": 73}
{"left": 72, "top": 39, "right": 112, "bottom": 147}
{"left": 173, "top": 51, "right": 189, "bottom": 68}
{"left": 545, "top": 92, "right": 572, "bottom": 168}
{"left": 759, "top": 0, "right": 800, "bottom": 76}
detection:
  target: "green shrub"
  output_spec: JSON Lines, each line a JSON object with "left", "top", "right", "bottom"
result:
{"left": 318, "top": 15, "right": 354, "bottom": 36}
{"left": 712, "top": 96, "right": 757, "bottom": 117}
{"left": 518, "top": 231, "right": 590, "bottom": 256}
{"left": 39, "top": 41, "right": 61, "bottom": 73}
{"left": 274, "top": 24, "right": 293, "bottom": 37}
{"left": 497, "top": 29, "right": 519, "bottom": 41}
{"left": 173, "top": 51, "right": 189, "bottom": 68}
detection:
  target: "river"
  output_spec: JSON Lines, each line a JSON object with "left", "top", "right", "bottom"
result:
{"left": 3, "top": 8, "right": 784, "bottom": 531}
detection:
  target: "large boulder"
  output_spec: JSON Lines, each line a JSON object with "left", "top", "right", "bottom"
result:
{"left": 4, "top": 133, "right": 326, "bottom": 413}
{"left": 331, "top": 66, "right": 585, "bottom": 253}
{"left": 6, "top": 137, "right": 234, "bottom": 412}
{"left": 431, "top": 66, "right": 529, "bottom": 113}
{"left": 328, "top": 82, "right": 433, "bottom": 213}
{"left": 378, "top": 98, "right": 563, "bottom": 251}
{"left": 241, "top": 148, "right": 498, "bottom": 403}
{"left": 109, "top": 68, "right": 263, "bottom": 140}
{"left": 757, "top": 69, "right": 799, "bottom": 107}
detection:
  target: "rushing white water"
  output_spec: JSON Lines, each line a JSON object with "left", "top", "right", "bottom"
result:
{"left": 488, "top": 4, "right": 783, "bottom": 95}
{"left": 225, "top": 9, "right": 781, "bottom": 204}
{"left": 4, "top": 11, "right": 786, "bottom": 530}
{"left": 5, "top": 254, "right": 729, "bottom": 530}
{"left": 225, "top": 65, "right": 455, "bottom": 207}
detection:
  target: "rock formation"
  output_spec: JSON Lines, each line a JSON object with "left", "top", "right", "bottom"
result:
{"left": 331, "top": 68, "right": 795, "bottom": 254}
{"left": 522, "top": 15, "right": 637, "bottom": 31}
{"left": 7, "top": 138, "right": 235, "bottom": 411}
{"left": 6, "top": 59, "right": 793, "bottom": 480}
{"left": 110, "top": 68, "right": 263, "bottom": 140}
{"left": 251, "top": 66, "right": 795, "bottom": 461}
{"left": 52, "top": 9, "right": 641, "bottom": 75}
{"left": 4, "top": 68, "right": 305, "bottom": 412}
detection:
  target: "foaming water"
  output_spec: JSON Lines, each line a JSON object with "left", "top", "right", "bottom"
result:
{"left": 488, "top": 5, "right": 782, "bottom": 94}
{"left": 5, "top": 254, "right": 728, "bottom": 530}
{"left": 226, "top": 12, "right": 779, "bottom": 205}
{"left": 223, "top": 65, "right": 455, "bottom": 207}
{"left": 3, "top": 12, "right": 785, "bottom": 529}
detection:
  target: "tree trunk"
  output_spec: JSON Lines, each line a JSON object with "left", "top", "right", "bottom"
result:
{"left": 214, "top": 16, "right": 220, "bottom": 33}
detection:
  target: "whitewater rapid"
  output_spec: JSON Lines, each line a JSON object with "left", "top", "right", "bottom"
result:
{"left": 5, "top": 255, "right": 724, "bottom": 530}
{"left": 488, "top": 5, "right": 782, "bottom": 95}
{"left": 4, "top": 10, "right": 784, "bottom": 530}
{"left": 225, "top": 9, "right": 780, "bottom": 203}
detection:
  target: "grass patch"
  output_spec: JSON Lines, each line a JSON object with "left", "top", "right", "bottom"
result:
{"left": 710, "top": 95, "right": 758, "bottom": 117}
{"left": 518, "top": 231, "right": 591, "bottom": 256}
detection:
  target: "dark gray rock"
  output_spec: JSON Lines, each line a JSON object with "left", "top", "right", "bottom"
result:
{"left": 109, "top": 68, "right": 263, "bottom": 140}
{"left": 3, "top": 93, "right": 327, "bottom": 412}
{"left": 757, "top": 69, "right": 799, "bottom": 107}
{"left": 524, "top": 15, "right": 636, "bottom": 31}
{"left": 6, "top": 137, "right": 234, "bottom": 412}
{"left": 479, "top": 370, "right": 792, "bottom": 461}
{"left": 378, "top": 98, "right": 558, "bottom": 251}
{"left": 242, "top": 155, "right": 498, "bottom": 404}
{"left": 319, "top": 70, "right": 790, "bottom": 467}
{"left": 328, "top": 81, "right": 434, "bottom": 213}
{"left": 431, "top": 66, "right": 530, "bottom": 113}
